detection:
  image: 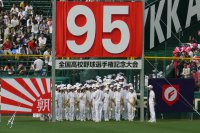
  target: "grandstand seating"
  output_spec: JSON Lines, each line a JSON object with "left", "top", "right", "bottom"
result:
{"left": 3, "top": 0, "right": 52, "bottom": 17}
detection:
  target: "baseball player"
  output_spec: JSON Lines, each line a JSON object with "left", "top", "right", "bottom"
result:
{"left": 94, "top": 84, "right": 104, "bottom": 122}
{"left": 85, "top": 84, "right": 92, "bottom": 120}
{"left": 113, "top": 85, "right": 123, "bottom": 121}
{"left": 103, "top": 87, "right": 110, "bottom": 121}
{"left": 126, "top": 86, "right": 137, "bottom": 121}
{"left": 56, "top": 85, "right": 63, "bottom": 121}
{"left": 68, "top": 86, "right": 76, "bottom": 121}
{"left": 79, "top": 86, "right": 87, "bottom": 121}
{"left": 91, "top": 84, "right": 96, "bottom": 121}
{"left": 147, "top": 85, "right": 156, "bottom": 123}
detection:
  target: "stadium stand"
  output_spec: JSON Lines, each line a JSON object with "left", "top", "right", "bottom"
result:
{"left": 0, "top": 0, "right": 53, "bottom": 78}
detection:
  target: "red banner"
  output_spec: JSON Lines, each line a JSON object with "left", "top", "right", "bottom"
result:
{"left": 0, "top": 78, "right": 51, "bottom": 114}
{"left": 56, "top": 2, "right": 143, "bottom": 58}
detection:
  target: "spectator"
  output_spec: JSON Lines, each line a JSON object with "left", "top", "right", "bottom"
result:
{"left": 10, "top": 4, "right": 19, "bottom": 15}
{"left": 43, "top": 47, "right": 51, "bottom": 75}
{"left": 19, "top": 1, "right": 25, "bottom": 10}
{"left": 17, "top": 44, "right": 26, "bottom": 54}
{"left": 0, "top": 0, "right": 4, "bottom": 12}
{"left": 18, "top": 8, "right": 26, "bottom": 26}
{"left": 38, "top": 34, "right": 46, "bottom": 52}
{"left": 11, "top": 15, "right": 19, "bottom": 28}
{"left": 182, "top": 63, "right": 191, "bottom": 79}
{"left": 39, "top": 19, "right": 48, "bottom": 34}
{"left": 0, "top": 47, "right": 4, "bottom": 54}
{"left": 33, "top": 57, "right": 43, "bottom": 76}
{"left": 47, "top": 17, "right": 52, "bottom": 38}
{"left": 25, "top": 2, "right": 33, "bottom": 18}
{"left": 31, "top": 19, "right": 39, "bottom": 38}
{"left": 4, "top": 12, "right": 10, "bottom": 27}
{"left": 17, "top": 62, "right": 26, "bottom": 75}
{"left": 2, "top": 38, "right": 12, "bottom": 54}
{"left": 190, "top": 62, "right": 198, "bottom": 73}
{"left": 27, "top": 38, "right": 37, "bottom": 54}
{"left": 27, "top": 15, "right": 33, "bottom": 33}
{"left": 4, "top": 63, "right": 15, "bottom": 75}
{"left": 35, "top": 7, "right": 43, "bottom": 23}
{"left": 0, "top": 14, "right": 4, "bottom": 41}
{"left": 3, "top": 25, "right": 11, "bottom": 41}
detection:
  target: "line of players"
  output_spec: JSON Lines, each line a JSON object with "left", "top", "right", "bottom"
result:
{"left": 55, "top": 73, "right": 137, "bottom": 122}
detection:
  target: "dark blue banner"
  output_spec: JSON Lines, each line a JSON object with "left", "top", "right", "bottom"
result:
{"left": 148, "top": 78, "right": 194, "bottom": 112}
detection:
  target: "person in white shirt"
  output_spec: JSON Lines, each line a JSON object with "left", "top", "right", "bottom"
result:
{"left": 122, "top": 84, "right": 128, "bottom": 120}
{"left": 79, "top": 87, "right": 87, "bottom": 121}
{"left": 27, "top": 15, "right": 33, "bottom": 27}
{"left": 126, "top": 87, "right": 137, "bottom": 121}
{"left": 94, "top": 84, "right": 104, "bottom": 122}
{"left": 182, "top": 63, "right": 191, "bottom": 78}
{"left": 63, "top": 86, "right": 69, "bottom": 121}
{"left": 103, "top": 87, "right": 110, "bottom": 121}
{"left": 68, "top": 86, "right": 76, "bottom": 121}
{"left": 91, "top": 85, "right": 96, "bottom": 121}
{"left": 56, "top": 85, "right": 63, "bottom": 121}
{"left": 147, "top": 85, "right": 156, "bottom": 123}
{"left": 43, "top": 47, "right": 51, "bottom": 76}
{"left": 31, "top": 19, "right": 39, "bottom": 38}
{"left": 60, "top": 87, "right": 66, "bottom": 121}
{"left": 113, "top": 86, "right": 123, "bottom": 121}
{"left": 85, "top": 85, "right": 92, "bottom": 120}
{"left": 25, "top": 3, "right": 33, "bottom": 18}
{"left": 109, "top": 84, "right": 115, "bottom": 120}
{"left": 33, "top": 57, "right": 43, "bottom": 76}
{"left": 10, "top": 4, "right": 19, "bottom": 15}
{"left": 47, "top": 17, "right": 52, "bottom": 35}
{"left": 11, "top": 15, "right": 19, "bottom": 27}
{"left": 38, "top": 34, "right": 47, "bottom": 51}
{"left": 75, "top": 86, "right": 80, "bottom": 121}
{"left": 54, "top": 86, "right": 59, "bottom": 119}
{"left": 43, "top": 47, "right": 51, "bottom": 67}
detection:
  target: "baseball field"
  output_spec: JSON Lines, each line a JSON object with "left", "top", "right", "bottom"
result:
{"left": 0, "top": 116, "right": 200, "bottom": 133}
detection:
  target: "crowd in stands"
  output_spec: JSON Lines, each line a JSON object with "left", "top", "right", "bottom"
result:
{"left": 172, "top": 35, "right": 200, "bottom": 89}
{"left": 0, "top": 1, "right": 52, "bottom": 76}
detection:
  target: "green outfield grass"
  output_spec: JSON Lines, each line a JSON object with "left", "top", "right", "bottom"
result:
{"left": 0, "top": 116, "right": 199, "bottom": 133}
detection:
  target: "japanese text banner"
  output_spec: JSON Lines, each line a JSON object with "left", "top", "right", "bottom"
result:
{"left": 0, "top": 78, "right": 51, "bottom": 114}
{"left": 56, "top": 2, "right": 143, "bottom": 58}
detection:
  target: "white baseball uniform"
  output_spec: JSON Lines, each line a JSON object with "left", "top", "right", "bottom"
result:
{"left": 79, "top": 92, "right": 87, "bottom": 121}
{"left": 126, "top": 91, "right": 137, "bottom": 121}
{"left": 94, "top": 89, "right": 104, "bottom": 122}
{"left": 68, "top": 91, "right": 75, "bottom": 121}
{"left": 149, "top": 90, "right": 156, "bottom": 122}
{"left": 114, "top": 91, "right": 122, "bottom": 121}
{"left": 103, "top": 92, "right": 110, "bottom": 121}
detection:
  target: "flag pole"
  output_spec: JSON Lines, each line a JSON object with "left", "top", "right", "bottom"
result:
{"left": 140, "top": 0, "right": 145, "bottom": 122}
{"left": 51, "top": 0, "right": 56, "bottom": 122}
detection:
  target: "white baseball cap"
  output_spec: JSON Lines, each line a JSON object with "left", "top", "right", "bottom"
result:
{"left": 147, "top": 85, "right": 153, "bottom": 89}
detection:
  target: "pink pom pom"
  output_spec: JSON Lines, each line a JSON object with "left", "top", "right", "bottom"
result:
{"left": 193, "top": 43, "right": 198, "bottom": 48}
{"left": 194, "top": 60, "right": 199, "bottom": 64}
{"left": 198, "top": 31, "right": 200, "bottom": 37}
{"left": 185, "top": 47, "right": 191, "bottom": 53}
{"left": 174, "top": 47, "right": 180, "bottom": 53}
{"left": 193, "top": 56, "right": 198, "bottom": 59}
{"left": 181, "top": 46, "right": 186, "bottom": 52}
{"left": 173, "top": 50, "right": 176, "bottom": 55}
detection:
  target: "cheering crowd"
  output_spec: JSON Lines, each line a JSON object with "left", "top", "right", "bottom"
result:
{"left": 172, "top": 35, "right": 200, "bottom": 90}
{"left": 53, "top": 73, "right": 138, "bottom": 122}
{"left": 0, "top": 1, "right": 52, "bottom": 55}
